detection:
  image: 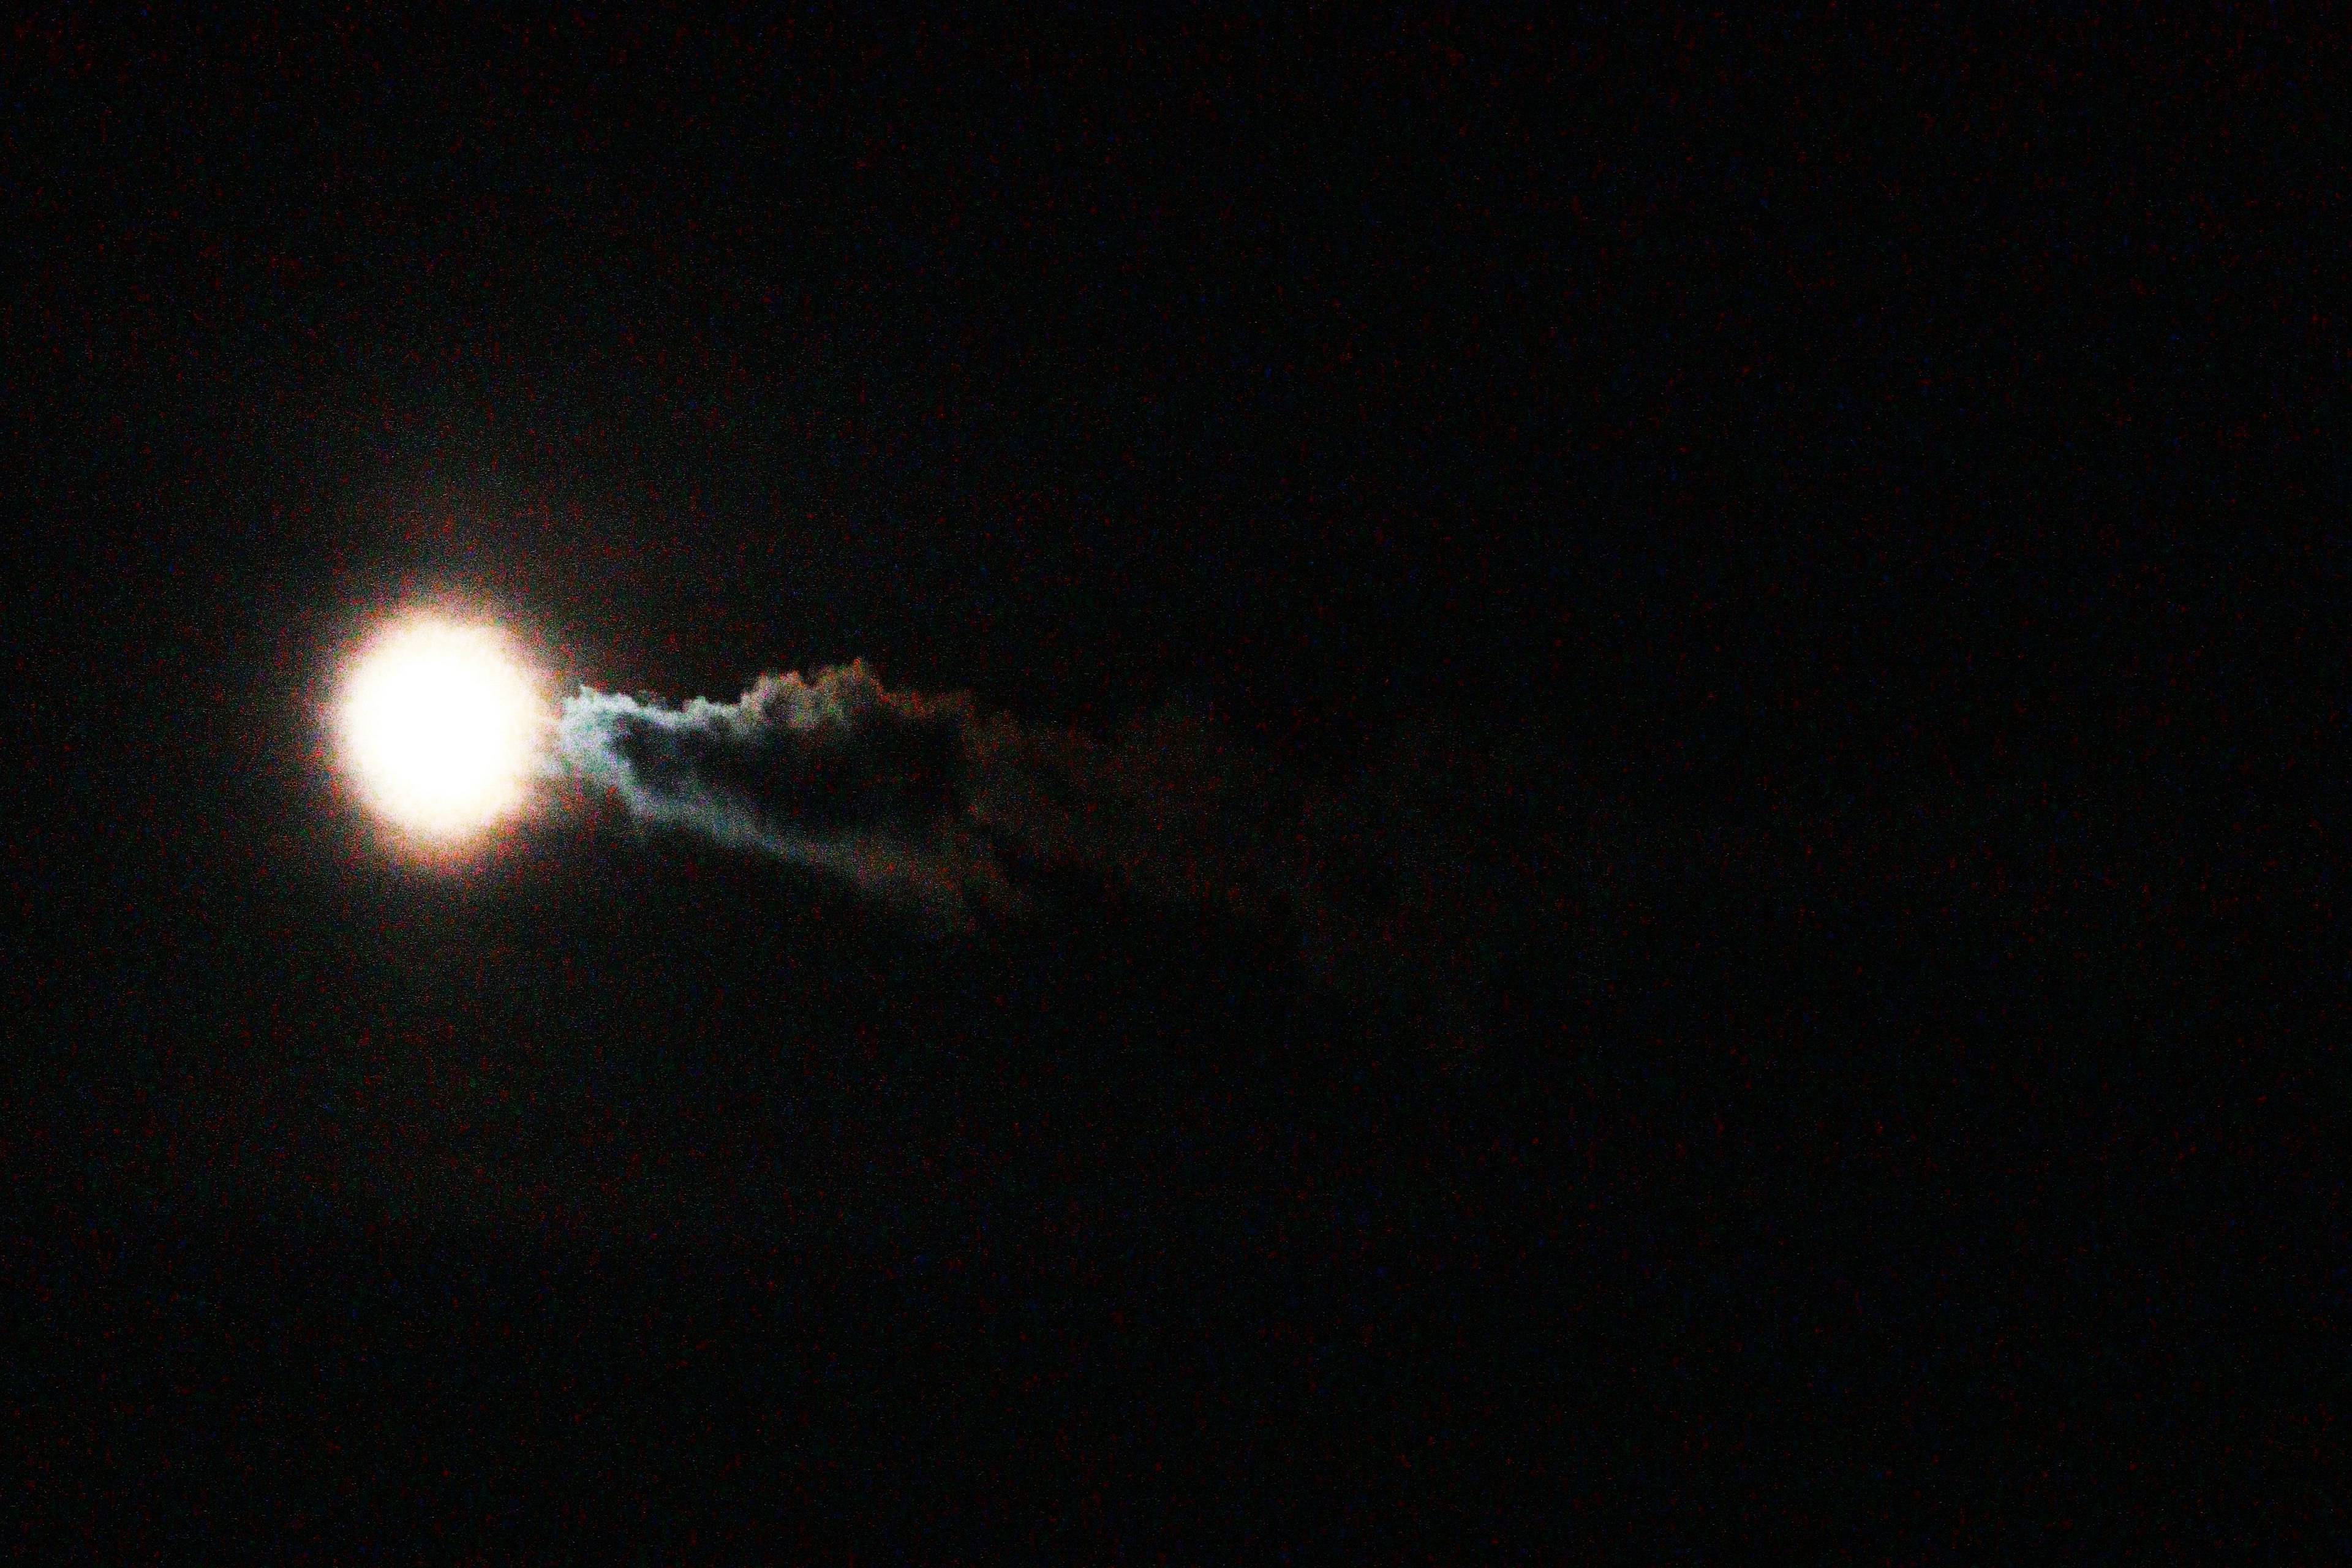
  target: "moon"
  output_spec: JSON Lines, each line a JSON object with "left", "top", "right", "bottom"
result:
{"left": 336, "top": 616, "right": 546, "bottom": 839}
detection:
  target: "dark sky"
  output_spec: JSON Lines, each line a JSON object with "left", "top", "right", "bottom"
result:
{"left": 5, "top": 9, "right": 2338, "bottom": 1558}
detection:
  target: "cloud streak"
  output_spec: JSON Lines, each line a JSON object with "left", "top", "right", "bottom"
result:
{"left": 554, "top": 660, "right": 1293, "bottom": 925}
{"left": 555, "top": 662, "right": 1015, "bottom": 919}
{"left": 557, "top": 659, "right": 1549, "bottom": 1041}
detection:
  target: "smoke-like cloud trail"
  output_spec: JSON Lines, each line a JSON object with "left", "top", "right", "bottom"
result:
{"left": 558, "top": 660, "right": 1553, "bottom": 1039}
{"left": 556, "top": 660, "right": 1301, "bottom": 925}
{"left": 555, "top": 662, "right": 1017, "bottom": 919}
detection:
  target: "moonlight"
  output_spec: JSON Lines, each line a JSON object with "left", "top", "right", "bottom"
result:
{"left": 336, "top": 616, "right": 545, "bottom": 840}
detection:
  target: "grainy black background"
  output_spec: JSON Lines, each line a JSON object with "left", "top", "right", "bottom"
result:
{"left": 4, "top": 9, "right": 2340, "bottom": 1558}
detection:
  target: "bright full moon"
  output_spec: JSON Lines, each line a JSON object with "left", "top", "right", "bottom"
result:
{"left": 337, "top": 616, "right": 545, "bottom": 839}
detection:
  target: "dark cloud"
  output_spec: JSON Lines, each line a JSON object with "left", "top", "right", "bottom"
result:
{"left": 558, "top": 661, "right": 1559, "bottom": 1041}
{"left": 556, "top": 662, "right": 1014, "bottom": 919}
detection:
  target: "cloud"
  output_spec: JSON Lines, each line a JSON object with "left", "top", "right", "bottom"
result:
{"left": 555, "top": 662, "right": 1014, "bottom": 920}
{"left": 557, "top": 660, "right": 1552, "bottom": 1042}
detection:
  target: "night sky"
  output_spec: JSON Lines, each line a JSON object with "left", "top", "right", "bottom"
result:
{"left": 6, "top": 10, "right": 2339, "bottom": 1558}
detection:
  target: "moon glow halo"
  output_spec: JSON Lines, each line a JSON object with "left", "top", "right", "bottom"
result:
{"left": 336, "top": 616, "right": 545, "bottom": 840}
